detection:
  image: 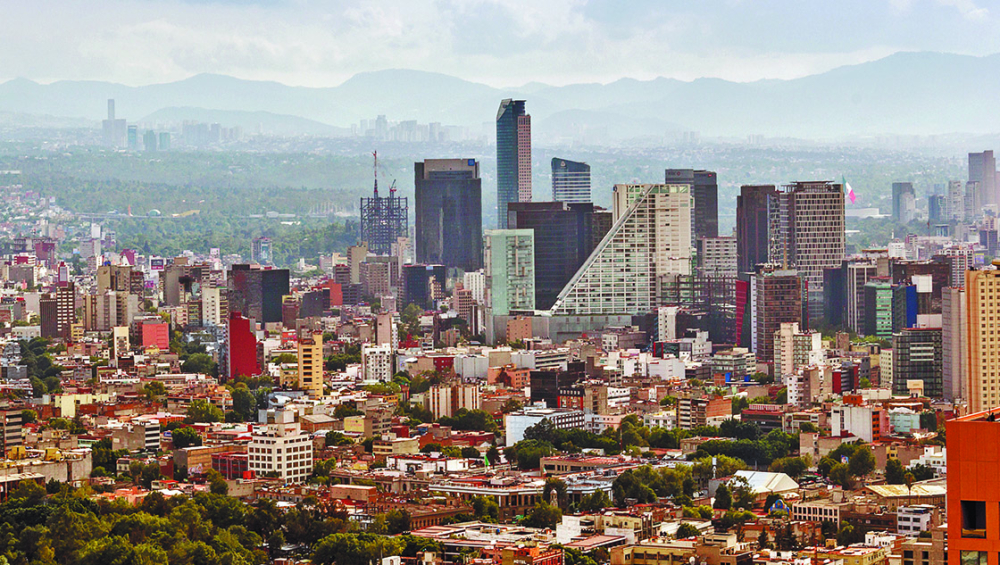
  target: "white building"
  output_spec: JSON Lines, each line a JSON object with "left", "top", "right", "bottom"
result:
{"left": 831, "top": 404, "right": 886, "bottom": 443}
{"left": 248, "top": 409, "right": 314, "bottom": 483}
{"left": 361, "top": 344, "right": 393, "bottom": 382}
{"left": 505, "top": 408, "right": 585, "bottom": 447}
{"left": 908, "top": 446, "right": 946, "bottom": 476}
{"left": 463, "top": 270, "right": 487, "bottom": 304}
{"left": 897, "top": 505, "right": 936, "bottom": 536}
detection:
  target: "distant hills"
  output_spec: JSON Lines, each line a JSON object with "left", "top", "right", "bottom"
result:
{"left": 1, "top": 51, "right": 1000, "bottom": 139}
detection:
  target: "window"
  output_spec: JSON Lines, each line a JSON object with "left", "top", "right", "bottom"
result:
{"left": 961, "top": 552, "right": 987, "bottom": 565}
{"left": 962, "top": 501, "right": 987, "bottom": 538}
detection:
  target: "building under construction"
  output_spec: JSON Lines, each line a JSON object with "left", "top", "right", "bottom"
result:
{"left": 359, "top": 151, "right": 408, "bottom": 256}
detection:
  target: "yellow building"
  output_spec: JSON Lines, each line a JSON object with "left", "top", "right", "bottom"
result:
{"left": 297, "top": 333, "right": 324, "bottom": 397}
{"left": 966, "top": 264, "right": 1000, "bottom": 414}
{"left": 372, "top": 437, "right": 419, "bottom": 459}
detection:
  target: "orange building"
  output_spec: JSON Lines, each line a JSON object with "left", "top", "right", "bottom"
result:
{"left": 947, "top": 409, "right": 1000, "bottom": 565}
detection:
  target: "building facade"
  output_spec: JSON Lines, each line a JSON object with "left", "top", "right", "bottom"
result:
{"left": 414, "top": 159, "right": 483, "bottom": 271}
{"left": 551, "top": 158, "right": 591, "bottom": 203}
{"left": 496, "top": 99, "right": 531, "bottom": 229}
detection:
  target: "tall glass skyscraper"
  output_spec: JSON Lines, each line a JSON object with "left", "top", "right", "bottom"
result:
{"left": 496, "top": 99, "right": 531, "bottom": 229}
{"left": 551, "top": 158, "right": 591, "bottom": 203}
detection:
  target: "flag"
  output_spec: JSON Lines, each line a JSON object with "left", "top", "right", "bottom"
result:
{"left": 483, "top": 452, "right": 490, "bottom": 467}
{"left": 843, "top": 175, "right": 856, "bottom": 204}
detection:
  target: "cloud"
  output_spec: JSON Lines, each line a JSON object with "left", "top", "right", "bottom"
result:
{"left": 0, "top": 0, "right": 996, "bottom": 87}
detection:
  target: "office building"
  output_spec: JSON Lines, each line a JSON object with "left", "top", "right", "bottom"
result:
{"left": 892, "top": 327, "right": 943, "bottom": 398}
{"left": 102, "top": 99, "right": 127, "bottom": 148}
{"left": 143, "top": 130, "right": 157, "bottom": 152}
{"left": 248, "top": 409, "right": 313, "bottom": 483}
{"left": 697, "top": 236, "right": 737, "bottom": 277}
{"left": 929, "top": 194, "right": 946, "bottom": 223}
{"left": 496, "top": 99, "right": 531, "bottom": 228}
{"left": 892, "top": 182, "right": 916, "bottom": 223}
{"left": 965, "top": 264, "right": 1000, "bottom": 413}
{"left": 227, "top": 264, "right": 290, "bottom": 324}
{"left": 550, "top": 183, "right": 692, "bottom": 315}
{"left": 863, "top": 280, "right": 910, "bottom": 338}
{"left": 414, "top": 159, "right": 483, "bottom": 271}
{"left": 507, "top": 202, "right": 605, "bottom": 310}
{"left": 40, "top": 282, "right": 75, "bottom": 340}
{"left": 227, "top": 312, "right": 259, "bottom": 380}
{"left": 402, "top": 264, "right": 447, "bottom": 310}
{"left": 947, "top": 180, "right": 965, "bottom": 222}
{"left": 666, "top": 169, "right": 718, "bottom": 241}
{"left": 750, "top": 266, "right": 805, "bottom": 365}
{"left": 942, "top": 287, "right": 966, "bottom": 401}
{"left": 774, "top": 322, "right": 822, "bottom": 381}
{"left": 736, "top": 185, "right": 778, "bottom": 274}
{"left": 551, "top": 158, "right": 591, "bottom": 203}
{"left": 251, "top": 237, "right": 272, "bottom": 265}
{"left": 484, "top": 229, "right": 535, "bottom": 316}
{"left": 947, "top": 409, "right": 1000, "bottom": 565}
{"left": 158, "top": 132, "right": 170, "bottom": 151}
{"left": 969, "top": 150, "right": 996, "bottom": 207}
{"left": 965, "top": 181, "right": 981, "bottom": 222}
{"left": 297, "top": 333, "right": 323, "bottom": 397}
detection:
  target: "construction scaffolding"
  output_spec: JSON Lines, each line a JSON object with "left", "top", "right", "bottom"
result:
{"left": 359, "top": 151, "right": 408, "bottom": 256}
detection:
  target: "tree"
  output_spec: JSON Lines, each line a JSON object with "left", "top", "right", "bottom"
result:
{"left": 181, "top": 353, "right": 218, "bottom": 377}
{"left": 461, "top": 447, "right": 481, "bottom": 459}
{"left": 486, "top": 446, "right": 501, "bottom": 466}
{"left": 172, "top": 426, "right": 203, "bottom": 449}
{"left": 20, "top": 409, "right": 37, "bottom": 424}
{"left": 676, "top": 523, "right": 700, "bottom": 539}
{"left": 848, "top": 446, "right": 876, "bottom": 481}
{"left": 758, "top": 530, "right": 772, "bottom": 550}
{"left": 143, "top": 381, "right": 167, "bottom": 402}
{"left": 334, "top": 405, "right": 363, "bottom": 419}
{"left": 884, "top": 458, "right": 907, "bottom": 484}
{"left": 230, "top": 385, "right": 257, "bottom": 422}
{"left": 185, "top": 399, "right": 224, "bottom": 423}
{"left": 769, "top": 456, "right": 809, "bottom": 479}
{"left": 207, "top": 469, "right": 229, "bottom": 495}
{"left": 713, "top": 484, "right": 732, "bottom": 510}
{"left": 579, "top": 491, "right": 611, "bottom": 512}
{"left": 385, "top": 509, "right": 411, "bottom": 534}
{"left": 325, "top": 431, "right": 354, "bottom": 447}
{"left": 471, "top": 496, "right": 500, "bottom": 522}
{"left": 829, "top": 463, "right": 855, "bottom": 489}
{"left": 521, "top": 501, "right": 562, "bottom": 530}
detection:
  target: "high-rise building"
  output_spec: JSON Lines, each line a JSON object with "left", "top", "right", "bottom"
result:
{"left": 297, "top": 333, "right": 323, "bottom": 397}
{"left": 414, "top": 159, "right": 483, "bottom": 271}
{"left": 359, "top": 155, "right": 408, "bottom": 256}
{"left": 251, "top": 237, "right": 272, "bottom": 265}
{"left": 750, "top": 266, "right": 805, "bottom": 364}
{"left": 550, "top": 183, "right": 692, "bottom": 316}
{"left": 666, "top": 169, "right": 718, "bottom": 241}
{"left": 402, "top": 264, "right": 447, "bottom": 310}
{"left": 249, "top": 409, "right": 313, "bottom": 483}
{"left": 143, "top": 130, "right": 157, "bottom": 152}
{"left": 507, "top": 202, "right": 605, "bottom": 310}
{"left": 942, "top": 287, "right": 966, "bottom": 401}
{"left": 696, "top": 236, "right": 737, "bottom": 277}
{"left": 738, "top": 182, "right": 845, "bottom": 319}
{"left": 40, "top": 282, "right": 75, "bottom": 340}
{"left": 773, "top": 322, "right": 822, "bottom": 382}
{"left": 965, "top": 181, "right": 981, "bottom": 222}
{"left": 102, "top": 99, "right": 127, "bottom": 148}
{"left": 484, "top": 229, "right": 535, "bottom": 316}
{"left": 496, "top": 99, "right": 531, "bottom": 228}
{"left": 929, "top": 194, "right": 946, "bottom": 223}
{"left": 227, "top": 311, "right": 259, "bottom": 380}
{"left": 965, "top": 263, "right": 1000, "bottom": 413}
{"left": 158, "top": 132, "right": 171, "bottom": 151}
{"left": 947, "top": 180, "right": 965, "bottom": 222}
{"left": 428, "top": 384, "right": 480, "bottom": 419}
{"left": 863, "top": 280, "right": 910, "bottom": 338}
{"left": 361, "top": 344, "right": 393, "bottom": 382}
{"left": 892, "top": 182, "right": 916, "bottom": 223}
{"left": 551, "top": 158, "right": 591, "bottom": 203}
{"left": 736, "top": 185, "right": 778, "bottom": 274}
{"left": 892, "top": 327, "right": 943, "bottom": 398}
{"left": 227, "top": 265, "right": 290, "bottom": 324}
{"left": 969, "top": 150, "right": 996, "bottom": 207}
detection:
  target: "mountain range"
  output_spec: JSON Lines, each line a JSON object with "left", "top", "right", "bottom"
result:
{"left": 1, "top": 51, "right": 999, "bottom": 139}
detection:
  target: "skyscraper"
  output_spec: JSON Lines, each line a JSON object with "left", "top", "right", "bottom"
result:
{"left": 892, "top": 182, "right": 916, "bottom": 223}
{"left": 749, "top": 266, "right": 805, "bottom": 364}
{"left": 414, "top": 159, "right": 483, "bottom": 271}
{"left": 666, "top": 169, "right": 718, "bottom": 241}
{"left": 359, "top": 153, "right": 408, "bottom": 256}
{"left": 251, "top": 236, "right": 272, "bottom": 265}
{"left": 484, "top": 229, "right": 535, "bottom": 316}
{"left": 947, "top": 180, "right": 964, "bottom": 222}
{"left": 892, "top": 327, "right": 943, "bottom": 398}
{"left": 551, "top": 158, "right": 591, "bottom": 203}
{"left": 784, "top": 181, "right": 846, "bottom": 319}
{"left": 508, "top": 202, "right": 605, "bottom": 310}
{"left": 496, "top": 99, "right": 531, "bottom": 228}
{"left": 102, "top": 99, "right": 127, "bottom": 148}
{"left": 227, "top": 264, "right": 290, "bottom": 324}
{"left": 965, "top": 263, "right": 1000, "bottom": 413}
{"left": 736, "top": 185, "right": 778, "bottom": 274}
{"left": 969, "top": 150, "right": 996, "bottom": 207}
{"left": 941, "top": 286, "right": 966, "bottom": 401}
{"left": 549, "top": 183, "right": 692, "bottom": 316}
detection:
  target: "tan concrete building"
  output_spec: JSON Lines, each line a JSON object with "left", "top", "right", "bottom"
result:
{"left": 297, "top": 333, "right": 324, "bottom": 397}
{"left": 966, "top": 264, "right": 1000, "bottom": 414}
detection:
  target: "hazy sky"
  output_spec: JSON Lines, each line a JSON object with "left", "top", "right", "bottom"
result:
{"left": 3, "top": 0, "right": 997, "bottom": 87}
